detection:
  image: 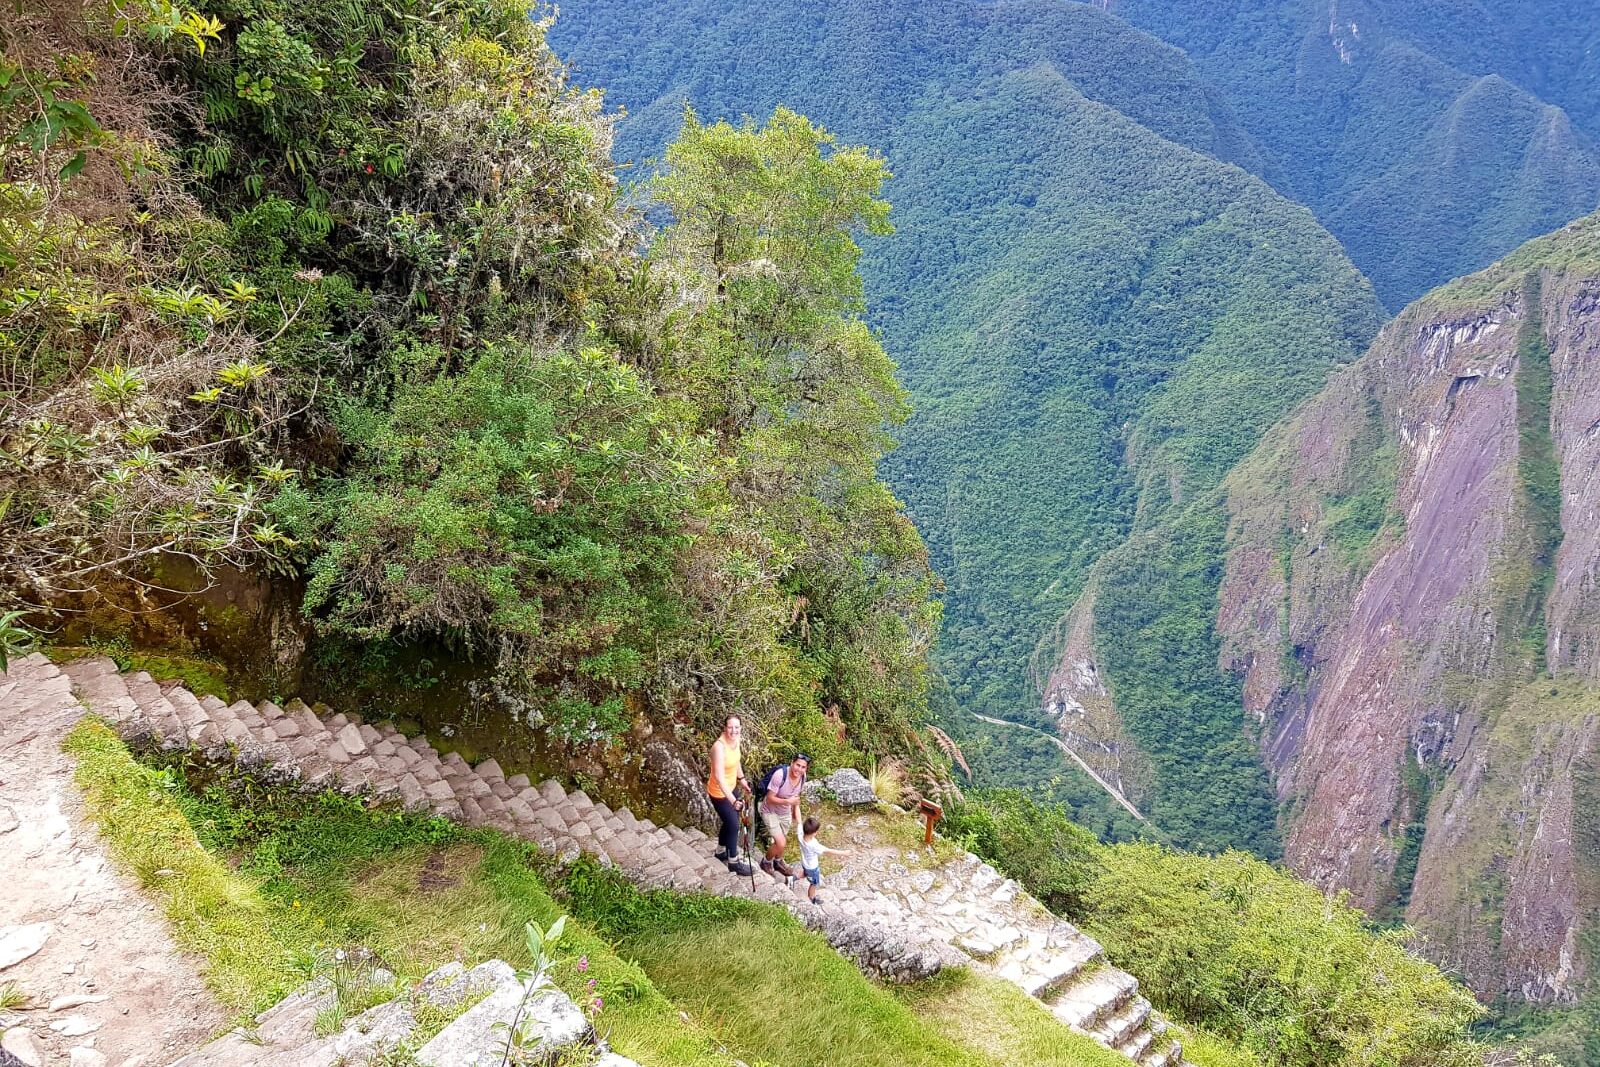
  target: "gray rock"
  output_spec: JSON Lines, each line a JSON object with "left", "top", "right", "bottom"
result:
{"left": 0, "top": 924, "right": 52, "bottom": 970}
{"left": 640, "top": 741, "right": 716, "bottom": 831}
{"left": 330, "top": 997, "right": 417, "bottom": 1065}
{"left": 415, "top": 980, "right": 589, "bottom": 1067}
{"left": 1, "top": 1027, "right": 43, "bottom": 1067}
{"left": 48, "top": 1015, "right": 101, "bottom": 1037}
{"left": 794, "top": 906, "right": 950, "bottom": 983}
{"left": 48, "top": 994, "right": 109, "bottom": 1012}
{"left": 254, "top": 975, "right": 334, "bottom": 1046}
{"left": 69, "top": 1049, "right": 107, "bottom": 1067}
{"left": 823, "top": 769, "right": 876, "bottom": 807}
{"left": 417, "top": 959, "right": 514, "bottom": 1010}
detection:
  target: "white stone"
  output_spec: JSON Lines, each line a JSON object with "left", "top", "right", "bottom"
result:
{"left": 49, "top": 993, "right": 110, "bottom": 1012}
{"left": 0, "top": 922, "right": 52, "bottom": 969}
{"left": 0, "top": 804, "right": 18, "bottom": 834}
{"left": 70, "top": 1048, "right": 109, "bottom": 1067}
{"left": 336, "top": 723, "right": 367, "bottom": 756}
{"left": 50, "top": 1014, "right": 102, "bottom": 1037}
{"left": 1, "top": 1026, "right": 44, "bottom": 1067}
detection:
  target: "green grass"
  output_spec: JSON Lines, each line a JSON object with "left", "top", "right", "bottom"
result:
{"left": 0, "top": 980, "right": 32, "bottom": 1011}
{"left": 562, "top": 861, "right": 1139, "bottom": 1067}
{"left": 64, "top": 718, "right": 294, "bottom": 1011}
{"left": 616, "top": 913, "right": 990, "bottom": 1067}
{"left": 63, "top": 719, "right": 735, "bottom": 1065}
{"left": 896, "top": 969, "right": 1133, "bottom": 1067}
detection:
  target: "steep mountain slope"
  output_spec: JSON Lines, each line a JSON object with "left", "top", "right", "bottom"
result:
{"left": 1112, "top": 0, "right": 1600, "bottom": 307}
{"left": 554, "top": 0, "right": 1384, "bottom": 851}
{"left": 555, "top": 0, "right": 1266, "bottom": 174}
{"left": 1046, "top": 214, "right": 1600, "bottom": 1051}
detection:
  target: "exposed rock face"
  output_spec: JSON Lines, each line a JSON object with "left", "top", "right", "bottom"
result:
{"left": 1032, "top": 587, "right": 1154, "bottom": 808}
{"left": 1040, "top": 214, "right": 1600, "bottom": 1011}
{"left": 1209, "top": 217, "right": 1600, "bottom": 1007}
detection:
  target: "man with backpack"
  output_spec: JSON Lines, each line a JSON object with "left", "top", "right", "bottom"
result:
{"left": 758, "top": 753, "right": 810, "bottom": 877}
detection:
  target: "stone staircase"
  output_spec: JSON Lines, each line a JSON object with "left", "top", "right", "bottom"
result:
{"left": 19, "top": 654, "right": 1187, "bottom": 1067}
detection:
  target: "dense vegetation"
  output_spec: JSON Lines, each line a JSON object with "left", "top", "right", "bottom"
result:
{"left": 1112, "top": 0, "right": 1600, "bottom": 307}
{"left": 552, "top": 0, "right": 1384, "bottom": 850}
{"left": 947, "top": 790, "right": 1486, "bottom": 1067}
{"left": 1, "top": 0, "right": 940, "bottom": 772}
{"left": 1090, "top": 501, "right": 1280, "bottom": 856}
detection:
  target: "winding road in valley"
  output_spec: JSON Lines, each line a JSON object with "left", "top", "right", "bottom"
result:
{"left": 972, "top": 713, "right": 1147, "bottom": 823}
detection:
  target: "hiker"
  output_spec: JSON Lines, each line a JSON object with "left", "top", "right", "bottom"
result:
{"left": 707, "top": 714, "right": 753, "bottom": 876}
{"left": 798, "top": 816, "right": 850, "bottom": 905}
{"left": 758, "top": 753, "right": 809, "bottom": 877}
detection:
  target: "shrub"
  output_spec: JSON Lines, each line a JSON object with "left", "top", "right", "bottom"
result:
{"left": 1081, "top": 843, "right": 1484, "bottom": 1067}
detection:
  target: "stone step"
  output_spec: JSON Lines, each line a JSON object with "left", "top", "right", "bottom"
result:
{"left": 1140, "top": 1037, "right": 1183, "bottom": 1067}
{"left": 1119, "top": 1024, "right": 1158, "bottom": 1063}
{"left": 66, "top": 661, "right": 142, "bottom": 725}
{"left": 1050, "top": 966, "right": 1139, "bottom": 1032}
{"left": 1097, "top": 995, "right": 1152, "bottom": 1048}
{"left": 5, "top": 651, "right": 61, "bottom": 686}
{"left": 1015, "top": 933, "right": 1101, "bottom": 999}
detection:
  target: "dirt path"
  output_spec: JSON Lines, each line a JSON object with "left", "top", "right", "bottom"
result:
{"left": 1, "top": 654, "right": 225, "bottom": 1067}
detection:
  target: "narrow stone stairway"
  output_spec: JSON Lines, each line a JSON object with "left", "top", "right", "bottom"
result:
{"left": 14, "top": 654, "right": 1187, "bottom": 1067}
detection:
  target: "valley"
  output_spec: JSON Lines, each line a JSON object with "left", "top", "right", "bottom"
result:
{"left": 4, "top": 0, "right": 1599, "bottom": 1063}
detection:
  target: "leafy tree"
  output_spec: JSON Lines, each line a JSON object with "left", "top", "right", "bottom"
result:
{"left": 648, "top": 109, "right": 939, "bottom": 751}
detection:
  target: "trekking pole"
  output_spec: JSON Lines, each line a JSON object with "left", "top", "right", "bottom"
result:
{"left": 743, "top": 789, "right": 758, "bottom": 897}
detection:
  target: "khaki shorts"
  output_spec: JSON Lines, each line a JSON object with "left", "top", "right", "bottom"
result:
{"left": 762, "top": 809, "right": 799, "bottom": 843}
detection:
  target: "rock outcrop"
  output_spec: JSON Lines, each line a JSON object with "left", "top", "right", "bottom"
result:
{"left": 167, "top": 959, "right": 631, "bottom": 1067}
{"left": 1222, "top": 218, "right": 1600, "bottom": 1008}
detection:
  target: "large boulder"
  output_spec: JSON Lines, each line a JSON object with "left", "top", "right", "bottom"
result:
{"left": 822, "top": 768, "right": 875, "bottom": 807}
{"left": 415, "top": 979, "right": 589, "bottom": 1067}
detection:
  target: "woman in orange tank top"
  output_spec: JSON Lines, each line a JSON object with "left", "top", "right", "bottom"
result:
{"left": 707, "top": 715, "right": 751, "bottom": 875}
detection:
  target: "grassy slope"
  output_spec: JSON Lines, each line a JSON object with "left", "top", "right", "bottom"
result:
{"left": 66, "top": 720, "right": 1255, "bottom": 1066}
{"left": 65, "top": 718, "right": 734, "bottom": 1064}
{"left": 625, "top": 915, "right": 1130, "bottom": 1067}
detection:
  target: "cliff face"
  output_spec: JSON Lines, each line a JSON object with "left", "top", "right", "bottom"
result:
{"left": 1212, "top": 216, "right": 1600, "bottom": 1006}
{"left": 1042, "top": 215, "right": 1600, "bottom": 1010}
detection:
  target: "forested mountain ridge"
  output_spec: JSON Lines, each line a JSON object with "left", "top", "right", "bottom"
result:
{"left": 555, "top": 0, "right": 1267, "bottom": 176}
{"left": 1111, "top": 0, "right": 1600, "bottom": 307}
{"left": 555, "top": 0, "right": 1385, "bottom": 855}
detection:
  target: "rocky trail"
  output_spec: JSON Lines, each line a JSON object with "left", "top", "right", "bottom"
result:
{"left": 2, "top": 653, "right": 1190, "bottom": 1066}
{"left": 0, "top": 656, "right": 225, "bottom": 1067}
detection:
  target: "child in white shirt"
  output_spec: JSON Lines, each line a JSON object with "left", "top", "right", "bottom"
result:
{"left": 798, "top": 816, "right": 850, "bottom": 905}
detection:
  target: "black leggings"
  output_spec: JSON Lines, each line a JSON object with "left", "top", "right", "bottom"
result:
{"left": 712, "top": 795, "right": 741, "bottom": 859}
